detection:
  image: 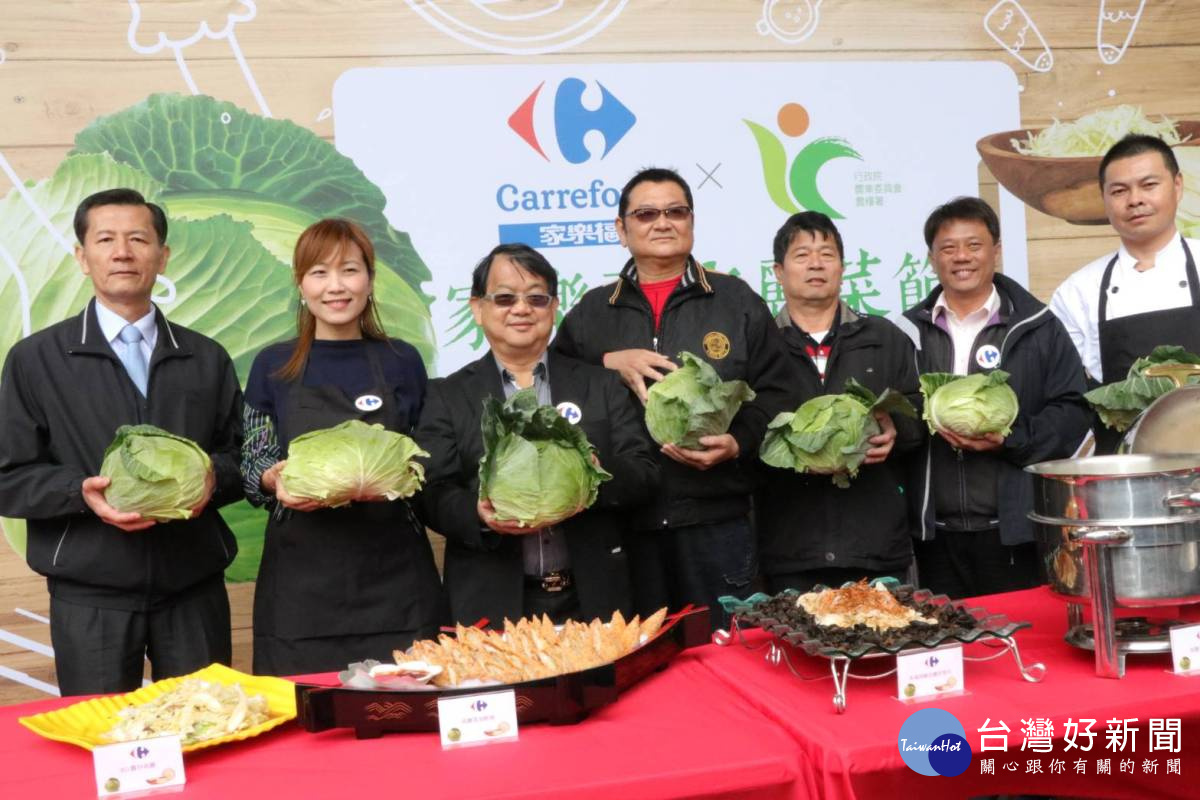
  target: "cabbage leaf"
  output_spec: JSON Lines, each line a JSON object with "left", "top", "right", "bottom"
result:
{"left": 72, "top": 93, "right": 432, "bottom": 301}
{"left": 644, "top": 351, "right": 755, "bottom": 449}
{"left": 101, "top": 424, "right": 212, "bottom": 520}
{"left": 282, "top": 420, "right": 428, "bottom": 507}
{"left": 1084, "top": 345, "right": 1200, "bottom": 432}
{"left": 479, "top": 389, "right": 611, "bottom": 528}
{"left": 761, "top": 379, "right": 916, "bottom": 488}
{"left": 920, "top": 370, "right": 1019, "bottom": 437}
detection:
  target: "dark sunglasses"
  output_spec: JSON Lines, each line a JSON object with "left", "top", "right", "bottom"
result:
{"left": 626, "top": 206, "right": 693, "bottom": 224}
{"left": 482, "top": 292, "right": 555, "bottom": 309}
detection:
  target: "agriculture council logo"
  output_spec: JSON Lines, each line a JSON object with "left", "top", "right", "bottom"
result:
{"left": 508, "top": 77, "right": 636, "bottom": 164}
{"left": 744, "top": 102, "right": 862, "bottom": 219}
{"left": 897, "top": 707, "right": 972, "bottom": 776}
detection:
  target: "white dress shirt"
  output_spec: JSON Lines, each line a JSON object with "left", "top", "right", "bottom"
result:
{"left": 94, "top": 299, "right": 158, "bottom": 363}
{"left": 1049, "top": 234, "right": 1199, "bottom": 382}
{"left": 932, "top": 287, "right": 1001, "bottom": 375}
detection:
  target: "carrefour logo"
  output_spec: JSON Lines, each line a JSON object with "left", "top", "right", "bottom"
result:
{"left": 745, "top": 102, "right": 862, "bottom": 219}
{"left": 897, "top": 707, "right": 973, "bottom": 777}
{"left": 508, "top": 78, "right": 636, "bottom": 164}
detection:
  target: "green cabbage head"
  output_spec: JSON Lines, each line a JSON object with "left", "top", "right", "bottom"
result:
{"left": 100, "top": 424, "right": 212, "bottom": 520}
{"left": 761, "top": 379, "right": 916, "bottom": 488}
{"left": 645, "top": 352, "right": 756, "bottom": 449}
{"left": 920, "top": 371, "right": 1019, "bottom": 437}
{"left": 282, "top": 420, "right": 428, "bottom": 507}
{"left": 479, "top": 389, "right": 611, "bottom": 528}
{"left": 1084, "top": 345, "right": 1200, "bottom": 432}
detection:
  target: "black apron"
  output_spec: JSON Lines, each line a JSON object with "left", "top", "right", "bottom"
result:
{"left": 1095, "top": 238, "right": 1200, "bottom": 453}
{"left": 253, "top": 343, "right": 442, "bottom": 655}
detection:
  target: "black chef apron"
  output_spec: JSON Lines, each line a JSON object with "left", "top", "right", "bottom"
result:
{"left": 253, "top": 343, "right": 442, "bottom": 674}
{"left": 1095, "top": 238, "right": 1200, "bottom": 453}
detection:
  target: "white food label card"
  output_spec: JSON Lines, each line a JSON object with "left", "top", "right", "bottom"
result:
{"left": 1169, "top": 622, "right": 1200, "bottom": 675}
{"left": 438, "top": 689, "right": 519, "bottom": 748}
{"left": 93, "top": 734, "right": 185, "bottom": 796}
{"left": 896, "top": 644, "right": 965, "bottom": 702}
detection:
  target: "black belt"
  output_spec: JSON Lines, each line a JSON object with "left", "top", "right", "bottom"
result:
{"left": 935, "top": 521, "right": 1000, "bottom": 533}
{"left": 524, "top": 569, "right": 573, "bottom": 593}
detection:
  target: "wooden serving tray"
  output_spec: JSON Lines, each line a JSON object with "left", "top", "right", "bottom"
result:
{"left": 294, "top": 607, "right": 710, "bottom": 738}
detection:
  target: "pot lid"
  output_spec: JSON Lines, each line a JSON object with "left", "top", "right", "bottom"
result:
{"left": 1026, "top": 453, "right": 1200, "bottom": 478}
{"left": 1123, "top": 385, "right": 1200, "bottom": 455}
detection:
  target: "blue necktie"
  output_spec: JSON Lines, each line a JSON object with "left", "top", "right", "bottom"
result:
{"left": 118, "top": 324, "right": 148, "bottom": 396}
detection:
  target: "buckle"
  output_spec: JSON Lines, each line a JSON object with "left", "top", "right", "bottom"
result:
{"left": 536, "top": 570, "right": 571, "bottom": 592}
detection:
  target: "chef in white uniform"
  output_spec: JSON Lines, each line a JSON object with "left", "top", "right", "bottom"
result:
{"left": 1049, "top": 134, "right": 1199, "bottom": 452}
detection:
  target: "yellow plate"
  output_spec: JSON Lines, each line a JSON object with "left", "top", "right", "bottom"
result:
{"left": 18, "top": 663, "right": 297, "bottom": 753}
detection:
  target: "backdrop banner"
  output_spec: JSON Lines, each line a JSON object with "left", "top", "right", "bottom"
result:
{"left": 334, "top": 60, "right": 1026, "bottom": 375}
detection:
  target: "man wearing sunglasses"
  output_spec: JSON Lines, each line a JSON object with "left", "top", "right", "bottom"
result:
{"left": 415, "top": 243, "right": 659, "bottom": 627}
{"left": 553, "top": 167, "right": 797, "bottom": 629}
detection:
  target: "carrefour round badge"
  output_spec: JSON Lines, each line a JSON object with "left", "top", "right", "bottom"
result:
{"left": 556, "top": 401, "right": 582, "bottom": 424}
{"left": 975, "top": 344, "right": 1001, "bottom": 369}
{"left": 355, "top": 394, "right": 383, "bottom": 412}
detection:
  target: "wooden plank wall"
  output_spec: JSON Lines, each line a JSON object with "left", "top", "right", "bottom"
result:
{"left": 1, "top": 0, "right": 1196, "bottom": 705}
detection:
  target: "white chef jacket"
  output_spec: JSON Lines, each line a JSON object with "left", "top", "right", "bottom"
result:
{"left": 1048, "top": 234, "right": 1199, "bottom": 382}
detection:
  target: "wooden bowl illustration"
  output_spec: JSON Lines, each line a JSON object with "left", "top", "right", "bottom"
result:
{"left": 976, "top": 122, "right": 1200, "bottom": 225}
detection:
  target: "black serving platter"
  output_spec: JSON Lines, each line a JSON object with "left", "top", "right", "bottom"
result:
{"left": 294, "top": 606, "right": 710, "bottom": 738}
{"left": 729, "top": 585, "right": 1031, "bottom": 660}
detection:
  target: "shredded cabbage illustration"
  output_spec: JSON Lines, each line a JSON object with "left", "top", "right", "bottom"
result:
{"left": 1011, "top": 105, "right": 1190, "bottom": 157}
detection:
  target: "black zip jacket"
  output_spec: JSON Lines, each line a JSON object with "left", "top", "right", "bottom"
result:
{"left": 552, "top": 257, "right": 799, "bottom": 530}
{"left": 413, "top": 351, "right": 659, "bottom": 626}
{"left": 0, "top": 300, "right": 243, "bottom": 608}
{"left": 757, "top": 303, "right": 924, "bottom": 574}
{"left": 903, "top": 274, "right": 1091, "bottom": 545}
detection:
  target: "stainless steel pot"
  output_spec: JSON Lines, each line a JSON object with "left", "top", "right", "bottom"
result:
{"left": 1029, "top": 454, "right": 1200, "bottom": 526}
{"left": 1028, "top": 454, "right": 1200, "bottom": 678}
{"left": 1028, "top": 454, "right": 1200, "bottom": 604}
{"left": 1029, "top": 518, "right": 1200, "bottom": 605}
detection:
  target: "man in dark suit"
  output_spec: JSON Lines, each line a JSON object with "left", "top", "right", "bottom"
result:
{"left": 414, "top": 244, "right": 659, "bottom": 626}
{"left": 0, "top": 188, "right": 242, "bottom": 695}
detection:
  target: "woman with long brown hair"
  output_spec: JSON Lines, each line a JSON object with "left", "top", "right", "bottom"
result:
{"left": 240, "top": 218, "right": 442, "bottom": 675}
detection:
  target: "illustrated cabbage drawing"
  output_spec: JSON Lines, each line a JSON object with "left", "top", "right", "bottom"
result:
{"left": 281, "top": 420, "right": 429, "bottom": 507}
{"left": 760, "top": 379, "right": 917, "bottom": 488}
{"left": 100, "top": 425, "right": 212, "bottom": 520}
{"left": 0, "top": 93, "right": 436, "bottom": 578}
{"left": 920, "top": 371, "right": 1019, "bottom": 438}
{"left": 644, "top": 352, "right": 756, "bottom": 449}
{"left": 1084, "top": 345, "right": 1200, "bottom": 432}
{"left": 478, "top": 389, "right": 611, "bottom": 529}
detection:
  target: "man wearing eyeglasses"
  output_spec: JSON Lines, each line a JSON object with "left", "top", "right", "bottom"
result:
{"left": 414, "top": 243, "right": 659, "bottom": 627}
{"left": 553, "top": 167, "right": 797, "bottom": 629}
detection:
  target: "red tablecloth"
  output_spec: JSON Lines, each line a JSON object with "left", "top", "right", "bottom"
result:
{"left": 697, "top": 586, "right": 1200, "bottom": 799}
{"left": 0, "top": 653, "right": 806, "bottom": 799}
{"left": 5, "top": 588, "right": 1200, "bottom": 798}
